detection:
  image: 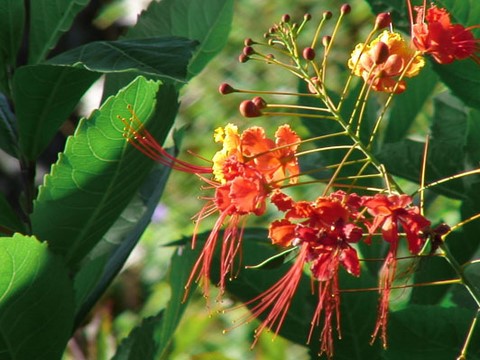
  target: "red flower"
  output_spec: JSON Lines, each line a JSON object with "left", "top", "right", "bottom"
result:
{"left": 250, "top": 191, "right": 365, "bottom": 357}
{"left": 410, "top": 3, "right": 480, "bottom": 64}
{"left": 362, "top": 193, "right": 430, "bottom": 347}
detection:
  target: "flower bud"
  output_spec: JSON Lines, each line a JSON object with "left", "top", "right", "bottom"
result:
{"left": 375, "top": 12, "right": 391, "bottom": 29}
{"left": 282, "top": 14, "right": 291, "bottom": 23}
{"left": 239, "top": 100, "right": 262, "bottom": 117}
{"left": 218, "top": 83, "right": 235, "bottom": 95}
{"left": 323, "top": 11, "right": 333, "bottom": 20}
{"left": 238, "top": 54, "right": 249, "bottom": 63}
{"left": 243, "top": 46, "right": 254, "bottom": 56}
{"left": 322, "top": 35, "right": 331, "bottom": 47}
{"left": 302, "top": 47, "right": 316, "bottom": 61}
{"left": 244, "top": 38, "right": 254, "bottom": 46}
{"left": 304, "top": 13, "right": 312, "bottom": 21}
{"left": 252, "top": 96, "right": 267, "bottom": 109}
{"left": 341, "top": 4, "right": 351, "bottom": 15}
{"left": 371, "top": 41, "right": 389, "bottom": 65}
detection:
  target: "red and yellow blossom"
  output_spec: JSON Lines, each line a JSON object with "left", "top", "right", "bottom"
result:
{"left": 348, "top": 30, "right": 425, "bottom": 93}
{"left": 410, "top": 3, "right": 480, "bottom": 64}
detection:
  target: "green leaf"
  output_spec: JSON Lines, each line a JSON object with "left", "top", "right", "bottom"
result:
{"left": 384, "top": 305, "right": 480, "bottom": 360}
{"left": 112, "top": 242, "right": 201, "bottom": 360}
{"left": 0, "top": 0, "right": 25, "bottom": 93}
{"left": 13, "top": 65, "right": 100, "bottom": 160}
{"left": 31, "top": 77, "right": 179, "bottom": 268}
{"left": 73, "top": 163, "right": 173, "bottom": 325}
{"left": 377, "top": 92, "right": 474, "bottom": 199}
{"left": 48, "top": 37, "right": 198, "bottom": 82}
{"left": 127, "top": 0, "right": 234, "bottom": 78}
{"left": 384, "top": 63, "right": 438, "bottom": 143}
{"left": 28, "top": 0, "right": 90, "bottom": 64}
{"left": 0, "top": 234, "right": 75, "bottom": 360}
{"left": 466, "top": 109, "right": 480, "bottom": 164}
{"left": 211, "top": 228, "right": 382, "bottom": 359}
{"left": 0, "top": 92, "right": 18, "bottom": 157}
{"left": 0, "top": 193, "right": 25, "bottom": 234}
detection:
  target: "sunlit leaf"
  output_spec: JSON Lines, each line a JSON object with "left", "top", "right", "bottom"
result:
{"left": 31, "top": 77, "right": 179, "bottom": 268}
{"left": 0, "top": 234, "right": 74, "bottom": 360}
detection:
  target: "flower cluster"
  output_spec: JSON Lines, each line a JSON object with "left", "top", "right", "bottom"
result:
{"left": 120, "top": 1, "right": 476, "bottom": 358}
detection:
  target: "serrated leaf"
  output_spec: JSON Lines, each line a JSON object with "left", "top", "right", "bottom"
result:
{"left": 13, "top": 65, "right": 100, "bottom": 160}
{"left": 0, "top": 234, "right": 75, "bottom": 360}
{"left": 48, "top": 37, "right": 198, "bottom": 82}
{"left": 0, "top": 0, "right": 25, "bottom": 93}
{"left": 31, "top": 77, "right": 179, "bottom": 268}
{"left": 0, "top": 92, "right": 18, "bottom": 157}
{"left": 385, "top": 305, "right": 480, "bottom": 360}
{"left": 28, "top": 0, "right": 90, "bottom": 64}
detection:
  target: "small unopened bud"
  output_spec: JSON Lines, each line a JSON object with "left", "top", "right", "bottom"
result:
{"left": 341, "top": 4, "right": 351, "bottom": 15}
{"left": 304, "top": 13, "right": 312, "bottom": 21}
{"left": 243, "top": 46, "right": 254, "bottom": 56}
{"left": 252, "top": 96, "right": 267, "bottom": 109}
{"left": 375, "top": 12, "right": 391, "bottom": 29}
{"left": 371, "top": 41, "right": 389, "bottom": 65}
{"left": 323, "top": 11, "right": 333, "bottom": 20}
{"left": 282, "top": 14, "right": 291, "bottom": 23}
{"left": 244, "top": 38, "right": 254, "bottom": 46}
{"left": 238, "top": 54, "right": 249, "bottom": 63}
{"left": 219, "top": 83, "right": 235, "bottom": 95}
{"left": 266, "top": 54, "right": 275, "bottom": 63}
{"left": 239, "top": 100, "right": 262, "bottom": 118}
{"left": 302, "top": 47, "right": 316, "bottom": 61}
{"left": 322, "top": 35, "right": 331, "bottom": 47}
{"left": 308, "top": 77, "right": 322, "bottom": 94}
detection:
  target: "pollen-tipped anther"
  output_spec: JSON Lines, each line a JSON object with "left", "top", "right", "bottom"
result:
{"left": 375, "top": 12, "right": 391, "bottom": 30}
{"left": 371, "top": 41, "right": 389, "bottom": 65}
{"left": 252, "top": 96, "right": 267, "bottom": 109}
{"left": 303, "top": 47, "right": 316, "bottom": 61}
{"left": 340, "top": 4, "right": 351, "bottom": 15}
{"left": 239, "top": 100, "right": 262, "bottom": 118}
{"left": 219, "top": 83, "right": 235, "bottom": 95}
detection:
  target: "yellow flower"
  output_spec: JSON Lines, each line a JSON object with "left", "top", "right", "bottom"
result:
{"left": 348, "top": 31, "right": 425, "bottom": 93}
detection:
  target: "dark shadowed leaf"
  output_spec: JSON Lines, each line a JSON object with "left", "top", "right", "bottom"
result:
{"left": 0, "top": 92, "right": 18, "bottom": 157}
{"left": 28, "top": 0, "right": 90, "bottom": 64}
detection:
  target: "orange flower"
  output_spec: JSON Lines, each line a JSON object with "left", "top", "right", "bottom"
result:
{"left": 348, "top": 31, "right": 425, "bottom": 93}
{"left": 410, "top": 3, "right": 480, "bottom": 64}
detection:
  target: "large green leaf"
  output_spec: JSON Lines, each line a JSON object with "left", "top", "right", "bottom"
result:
{"left": 0, "top": 234, "right": 75, "bottom": 360}
{"left": 13, "top": 65, "right": 100, "bottom": 160}
{"left": 385, "top": 305, "right": 480, "bottom": 360}
{"left": 31, "top": 77, "right": 179, "bottom": 268}
{"left": 126, "top": 0, "right": 234, "bottom": 79}
{"left": 48, "top": 37, "right": 198, "bottom": 82}
{"left": 0, "top": 0, "right": 24, "bottom": 94}
{"left": 384, "top": 63, "right": 438, "bottom": 143}
{"left": 112, "top": 241, "right": 201, "bottom": 360}
{"left": 28, "top": 0, "right": 90, "bottom": 64}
